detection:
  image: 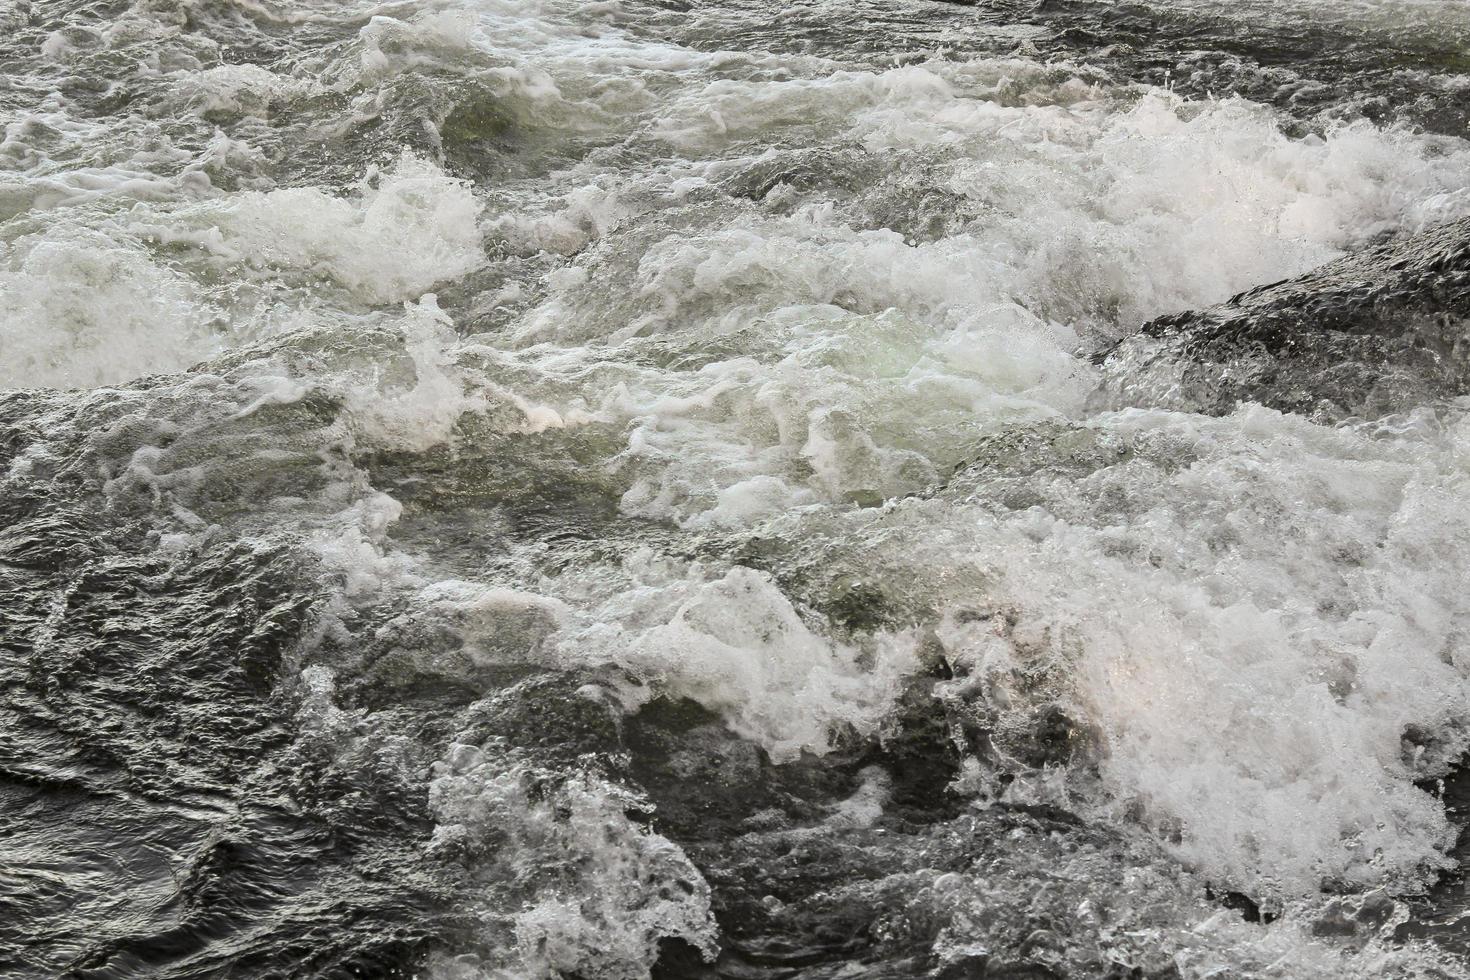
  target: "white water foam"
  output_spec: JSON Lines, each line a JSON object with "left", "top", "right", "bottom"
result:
{"left": 427, "top": 748, "right": 717, "bottom": 980}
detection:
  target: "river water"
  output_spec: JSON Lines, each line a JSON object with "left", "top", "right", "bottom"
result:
{"left": 2, "top": 0, "right": 1470, "bottom": 977}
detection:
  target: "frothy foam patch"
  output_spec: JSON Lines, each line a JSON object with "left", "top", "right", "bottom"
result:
{"left": 913, "top": 831, "right": 1442, "bottom": 980}
{"left": 0, "top": 104, "right": 192, "bottom": 217}
{"left": 0, "top": 227, "right": 218, "bottom": 389}
{"left": 1064, "top": 407, "right": 1470, "bottom": 897}
{"left": 569, "top": 560, "right": 917, "bottom": 762}
{"left": 180, "top": 153, "right": 484, "bottom": 305}
{"left": 598, "top": 298, "right": 1087, "bottom": 524}
{"left": 358, "top": 8, "right": 482, "bottom": 83}
{"left": 485, "top": 76, "right": 1470, "bottom": 536}
{"left": 817, "top": 404, "right": 1470, "bottom": 898}
{"left": 428, "top": 751, "right": 716, "bottom": 980}
{"left": 405, "top": 555, "right": 917, "bottom": 763}
{"left": 0, "top": 149, "right": 484, "bottom": 389}
{"left": 544, "top": 83, "right": 1470, "bottom": 336}
{"left": 343, "top": 295, "right": 487, "bottom": 452}
{"left": 171, "top": 63, "right": 316, "bottom": 120}
{"left": 307, "top": 491, "right": 424, "bottom": 600}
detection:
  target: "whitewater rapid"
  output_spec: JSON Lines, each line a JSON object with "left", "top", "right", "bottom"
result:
{"left": 3, "top": 0, "right": 1470, "bottom": 977}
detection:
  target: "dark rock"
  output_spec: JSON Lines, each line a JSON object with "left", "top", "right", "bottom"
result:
{"left": 1098, "top": 217, "right": 1470, "bottom": 419}
{"left": 1207, "top": 888, "right": 1276, "bottom": 925}
{"left": 1025, "top": 0, "right": 1470, "bottom": 136}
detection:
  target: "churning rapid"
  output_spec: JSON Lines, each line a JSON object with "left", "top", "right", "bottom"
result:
{"left": 3, "top": 0, "right": 1470, "bottom": 977}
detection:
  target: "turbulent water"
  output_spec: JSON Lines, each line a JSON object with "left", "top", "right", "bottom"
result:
{"left": 3, "top": 0, "right": 1470, "bottom": 976}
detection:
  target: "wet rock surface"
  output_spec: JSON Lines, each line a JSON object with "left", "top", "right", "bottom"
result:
{"left": 1022, "top": 0, "right": 1470, "bottom": 137}
{"left": 1097, "top": 216, "right": 1470, "bottom": 419}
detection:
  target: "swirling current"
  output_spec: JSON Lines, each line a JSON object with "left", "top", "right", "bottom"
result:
{"left": 2, "top": 0, "right": 1470, "bottom": 977}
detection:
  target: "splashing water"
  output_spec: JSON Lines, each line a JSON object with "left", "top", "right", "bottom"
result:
{"left": 2, "top": 0, "right": 1470, "bottom": 977}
